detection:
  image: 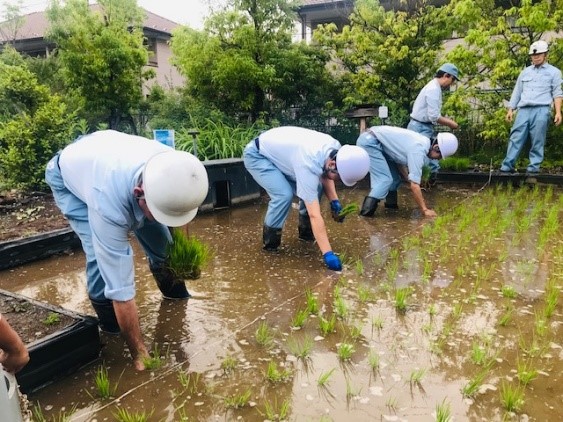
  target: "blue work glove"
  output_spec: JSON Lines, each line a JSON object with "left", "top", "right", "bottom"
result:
{"left": 330, "top": 200, "right": 345, "bottom": 223}
{"left": 323, "top": 251, "right": 342, "bottom": 271}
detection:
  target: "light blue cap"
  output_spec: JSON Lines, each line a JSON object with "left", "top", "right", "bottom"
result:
{"left": 438, "top": 63, "right": 459, "bottom": 80}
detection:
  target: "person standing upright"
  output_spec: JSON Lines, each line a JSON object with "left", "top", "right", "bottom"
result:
{"left": 407, "top": 63, "right": 460, "bottom": 190}
{"left": 500, "top": 40, "right": 562, "bottom": 174}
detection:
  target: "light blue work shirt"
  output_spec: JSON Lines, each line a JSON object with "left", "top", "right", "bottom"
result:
{"left": 257, "top": 126, "right": 341, "bottom": 203}
{"left": 368, "top": 126, "right": 431, "bottom": 185}
{"left": 509, "top": 63, "right": 563, "bottom": 109}
{"left": 58, "top": 130, "right": 172, "bottom": 301}
{"left": 410, "top": 78, "right": 443, "bottom": 124}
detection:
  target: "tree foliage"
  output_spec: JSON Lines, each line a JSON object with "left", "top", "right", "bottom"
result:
{"left": 313, "top": 0, "right": 456, "bottom": 125}
{"left": 445, "top": 0, "right": 563, "bottom": 144}
{"left": 170, "top": 0, "right": 334, "bottom": 122}
{"left": 46, "top": 0, "right": 151, "bottom": 131}
{"left": 0, "top": 48, "right": 75, "bottom": 190}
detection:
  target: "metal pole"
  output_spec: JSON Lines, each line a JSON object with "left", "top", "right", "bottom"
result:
{"left": 187, "top": 129, "right": 199, "bottom": 158}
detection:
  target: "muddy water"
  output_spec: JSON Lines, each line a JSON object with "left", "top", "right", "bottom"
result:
{"left": 1, "top": 184, "right": 562, "bottom": 421}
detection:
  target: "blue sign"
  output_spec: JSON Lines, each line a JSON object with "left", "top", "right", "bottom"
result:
{"left": 153, "top": 129, "right": 175, "bottom": 148}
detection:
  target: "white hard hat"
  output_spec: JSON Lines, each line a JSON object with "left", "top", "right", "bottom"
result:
{"left": 436, "top": 133, "right": 458, "bottom": 159}
{"left": 529, "top": 40, "right": 548, "bottom": 55}
{"left": 143, "top": 150, "right": 209, "bottom": 227}
{"left": 336, "top": 145, "right": 370, "bottom": 186}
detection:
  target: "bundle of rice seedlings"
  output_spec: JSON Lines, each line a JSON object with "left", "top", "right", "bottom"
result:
{"left": 338, "top": 202, "right": 359, "bottom": 217}
{"left": 166, "top": 229, "right": 211, "bottom": 280}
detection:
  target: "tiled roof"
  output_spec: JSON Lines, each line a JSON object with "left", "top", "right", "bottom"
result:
{"left": 0, "top": 5, "right": 178, "bottom": 43}
{"left": 300, "top": 0, "right": 351, "bottom": 6}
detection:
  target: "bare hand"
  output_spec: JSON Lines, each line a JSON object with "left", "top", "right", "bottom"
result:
{"left": 423, "top": 208, "right": 437, "bottom": 218}
{"left": 554, "top": 112, "right": 562, "bottom": 126}
{"left": 506, "top": 109, "right": 513, "bottom": 122}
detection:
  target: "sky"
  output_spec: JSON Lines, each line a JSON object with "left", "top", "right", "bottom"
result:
{"left": 5, "top": 0, "right": 227, "bottom": 29}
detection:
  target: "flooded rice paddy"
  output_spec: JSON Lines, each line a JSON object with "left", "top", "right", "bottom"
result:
{"left": 0, "top": 183, "right": 562, "bottom": 421}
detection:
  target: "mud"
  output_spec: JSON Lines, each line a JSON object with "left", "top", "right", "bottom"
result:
{"left": 0, "top": 184, "right": 561, "bottom": 421}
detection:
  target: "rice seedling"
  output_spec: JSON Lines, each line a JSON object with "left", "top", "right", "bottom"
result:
{"left": 519, "top": 334, "right": 547, "bottom": 358}
{"left": 428, "top": 303, "right": 437, "bottom": 318}
{"left": 498, "top": 305, "right": 514, "bottom": 327}
{"left": 409, "top": 368, "right": 426, "bottom": 387}
{"left": 357, "top": 284, "right": 375, "bottom": 303}
{"left": 367, "top": 350, "right": 380, "bottom": 372}
{"left": 317, "top": 368, "right": 336, "bottom": 387}
{"left": 142, "top": 343, "right": 165, "bottom": 370}
{"left": 264, "top": 361, "right": 292, "bottom": 383}
{"left": 113, "top": 407, "right": 153, "bottom": 422}
{"left": 534, "top": 311, "right": 548, "bottom": 337}
{"left": 287, "top": 334, "right": 314, "bottom": 359}
{"left": 94, "top": 364, "right": 117, "bottom": 399}
{"left": 333, "top": 295, "right": 348, "bottom": 319}
{"left": 345, "top": 379, "right": 361, "bottom": 401}
{"left": 347, "top": 322, "right": 364, "bottom": 341}
{"left": 500, "top": 381, "right": 525, "bottom": 413}
{"left": 337, "top": 342, "right": 355, "bottom": 361}
{"left": 434, "top": 398, "right": 452, "bottom": 422}
{"left": 42, "top": 312, "right": 61, "bottom": 326}
{"left": 385, "top": 396, "right": 399, "bottom": 411}
{"left": 32, "top": 402, "right": 77, "bottom": 422}
{"left": 470, "top": 341, "right": 488, "bottom": 366}
{"left": 221, "top": 355, "right": 237, "bottom": 375}
{"left": 371, "top": 315, "right": 384, "bottom": 331}
{"left": 516, "top": 358, "right": 538, "bottom": 386}
{"left": 543, "top": 279, "right": 559, "bottom": 318}
{"left": 290, "top": 308, "right": 308, "bottom": 329}
{"left": 305, "top": 288, "right": 319, "bottom": 315}
{"left": 461, "top": 368, "right": 488, "bottom": 397}
{"left": 394, "top": 287, "right": 412, "bottom": 314}
{"left": 318, "top": 313, "right": 337, "bottom": 336}
{"left": 501, "top": 285, "right": 517, "bottom": 299}
{"left": 224, "top": 389, "right": 252, "bottom": 409}
{"left": 177, "top": 371, "right": 202, "bottom": 395}
{"left": 355, "top": 258, "right": 364, "bottom": 275}
{"left": 452, "top": 303, "right": 463, "bottom": 320}
{"left": 166, "top": 229, "right": 211, "bottom": 280}
{"left": 255, "top": 321, "right": 275, "bottom": 348}
{"left": 258, "top": 397, "right": 291, "bottom": 421}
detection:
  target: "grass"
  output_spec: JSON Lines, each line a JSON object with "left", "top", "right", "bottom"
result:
{"left": 516, "top": 359, "right": 538, "bottom": 386}
{"left": 501, "top": 284, "right": 517, "bottom": 299}
{"left": 409, "top": 368, "right": 426, "bottom": 387}
{"left": 368, "top": 350, "right": 380, "bottom": 373}
{"left": 177, "top": 371, "right": 203, "bottom": 395}
{"left": 142, "top": 343, "right": 165, "bottom": 370}
{"left": 461, "top": 368, "right": 488, "bottom": 397}
{"left": 394, "top": 287, "right": 412, "bottom": 313}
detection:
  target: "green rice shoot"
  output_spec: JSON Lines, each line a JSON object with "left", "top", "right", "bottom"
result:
{"left": 166, "top": 229, "right": 211, "bottom": 280}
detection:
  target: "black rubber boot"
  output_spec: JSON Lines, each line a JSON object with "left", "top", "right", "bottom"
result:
{"left": 263, "top": 225, "right": 282, "bottom": 251}
{"left": 298, "top": 214, "right": 315, "bottom": 242}
{"left": 150, "top": 263, "right": 191, "bottom": 300}
{"left": 90, "top": 298, "right": 120, "bottom": 334}
{"left": 384, "top": 191, "right": 399, "bottom": 209}
{"left": 360, "top": 196, "right": 379, "bottom": 217}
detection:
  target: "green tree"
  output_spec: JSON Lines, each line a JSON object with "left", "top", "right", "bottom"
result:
{"left": 445, "top": 0, "right": 563, "bottom": 147}
{"left": 171, "top": 0, "right": 333, "bottom": 122}
{"left": 46, "top": 0, "right": 152, "bottom": 132}
{"left": 0, "top": 47, "right": 75, "bottom": 190}
{"left": 313, "top": 0, "right": 456, "bottom": 126}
